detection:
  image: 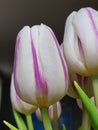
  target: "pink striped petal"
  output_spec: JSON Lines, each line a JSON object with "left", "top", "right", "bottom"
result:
{"left": 73, "top": 7, "right": 98, "bottom": 74}
{"left": 33, "top": 24, "right": 68, "bottom": 106}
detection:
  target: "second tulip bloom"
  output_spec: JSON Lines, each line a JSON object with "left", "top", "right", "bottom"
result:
{"left": 63, "top": 7, "right": 98, "bottom": 76}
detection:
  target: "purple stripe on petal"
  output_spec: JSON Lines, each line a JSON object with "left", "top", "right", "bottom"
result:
{"left": 86, "top": 8, "right": 98, "bottom": 41}
{"left": 78, "top": 37, "right": 84, "bottom": 56}
{"left": 77, "top": 36, "right": 87, "bottom": 64}
{"left": 30, "top": 30, "right": 48, "bottom": 106}
{"left": 13, "top": 35, "right": 20, "bottom": 95}
{"left": 76, "top": 73, "right": 82, "bottom": 86}
{"left": 46, "top": 27, "right": 68, "bottom": 89}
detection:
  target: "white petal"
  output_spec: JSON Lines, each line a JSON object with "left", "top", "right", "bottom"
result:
{"left": 32, "top": 24, "right": 67, "bottom": 105}
{"left": 73, "top": 8, "right": 98, "bottom": 74}
{"left": 11, "top": 74, "right": 37, "bottom": 114}
{"left": 15, "top": 26, "right": 37, "bottom": 105}
{"left": 63, "top": 12, "right": 89, "bottom": 75}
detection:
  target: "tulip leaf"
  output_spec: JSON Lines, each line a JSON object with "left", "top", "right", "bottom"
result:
{"left": 61, "top": 124, "right": 66, "bottom": 130}
{"left": 74, "top": 81, "right": 98, "bottom": 130}
{"left": 13, "top": 109, "right": 27, "bottom": 130}
{"left": 78, "top": 126, "right": 81, "bottom": 130}
{"left": 3, "top": 120, "right": 18, "bottom": 130}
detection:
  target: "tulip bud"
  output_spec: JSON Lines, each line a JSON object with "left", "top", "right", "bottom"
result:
{"left": 10, "top": 74, "right": 37, "bottom": 114}
{"left": 13, "top": 24, "right": 68, "bottom": 108}
{"left": 35, "top": 101, "right": 61, "bottom": 121}
{"left": 63, "top": 7, "right": 98, "bottom": 76}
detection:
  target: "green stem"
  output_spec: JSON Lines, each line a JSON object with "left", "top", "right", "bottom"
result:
{"left": 40, "top": 107, "right": 52, "bottom": 130}
{"left": 53, "top": 103, "right": 58, "bottom": 130}
{"left": 91, "top": 75, "right": 98, "bottom": 108}
{"left": 26, "top": 114, "right": 34, "bottom": 130}
{"left": 81, "top": 107, "right": 91, "bottom": 130}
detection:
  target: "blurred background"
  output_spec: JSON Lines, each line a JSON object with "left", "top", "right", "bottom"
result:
{"left": 0, "top": 0, "right": 97, "bottom": 129}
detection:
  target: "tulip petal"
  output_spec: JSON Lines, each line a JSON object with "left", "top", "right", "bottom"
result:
{"left": 63, "top": 12, "right": 89, "bottom": 75}
{"left": 30, "top": 26, "right": 48, "bottom": 107}
{"left": 11, "top": 74, "right": 37, "bottom": 114}
{"left": 32, "top": 24, "right": 68, "bottom": 105}
{"left": 13, "top": 26, "right": 37, "bottom": 105}
{"left": 47, "top": 26, "right": 68, "bottom": 87}
{"left": 73, "top": 7, "right": 98, "bottom": 74}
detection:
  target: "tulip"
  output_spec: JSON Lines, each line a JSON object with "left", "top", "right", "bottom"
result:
{"left": 13, "top": 24, "right": 68, "bottom": 108}
{"left": 63, "top": 7, "right": 98, "bottom": 76}
{"left": 10, "top": 74, "right": 37, "bottom": 114}
{"left": 35, "top": 101, "right": 62, "bottom": 121}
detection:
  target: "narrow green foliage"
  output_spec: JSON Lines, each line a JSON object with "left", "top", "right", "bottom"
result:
{"left": 13, "top": 109, "right": 27, "bottom": 130}
{"left": 74, "top": 81, "right": 98, "bottom": 130}
{"left": 3, "top": 120, "right": 18, "bottom": 130}
{"left": 61, "top": 124, "right": 66, "bottom": 130}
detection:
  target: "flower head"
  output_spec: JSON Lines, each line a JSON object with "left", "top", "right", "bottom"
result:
{"left": 63, "top": 7, "right": 98, "bottom": 76}
{"left": 13, "top": 24, "right": 68, "bottom": 108}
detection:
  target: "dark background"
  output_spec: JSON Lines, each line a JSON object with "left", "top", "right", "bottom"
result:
{"left": 0, "top": 0, "right": 97, "bottom": 129}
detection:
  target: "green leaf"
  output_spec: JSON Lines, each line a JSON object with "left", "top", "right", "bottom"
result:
{"left": 13, "top": 109, "right": 27, "bottom": 130}
{"left": 3, "top": 120, "right": 18, "bottom": 130}
{"left": 74, "top": 81, "right": 98, "bottom": 130}
{"left": 61, "top": 124, "right": 66, "bottom": 130}
{"left": 78, "top": 126, "right": 81, "bottom": 130}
